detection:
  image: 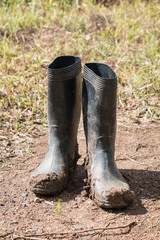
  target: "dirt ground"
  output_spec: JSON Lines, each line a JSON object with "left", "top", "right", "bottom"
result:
{"left": 0, "top": 115, "right": 160, "bottom": 240}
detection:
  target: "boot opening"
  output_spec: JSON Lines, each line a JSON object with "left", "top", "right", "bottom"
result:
{"left": 49, "top": 56, "right": 79, "bottom": 69}
{"left": 86, "top": 63, "right": 116, "bottom": 80}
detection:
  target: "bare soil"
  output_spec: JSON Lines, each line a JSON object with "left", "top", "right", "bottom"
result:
{"left": 0, "top": 116, "right": 160, "bottom": 240}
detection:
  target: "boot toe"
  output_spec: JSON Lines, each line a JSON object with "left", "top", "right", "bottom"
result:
{"left": 94, "top": 188, "right": 135, "bottom": 209}
{"left": 30, "top": 172, "right": 68, "bottom": 195}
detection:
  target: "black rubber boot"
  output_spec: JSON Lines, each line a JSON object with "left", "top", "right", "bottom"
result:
{"left": 83, "top": 63, "right": 134, "bottom": 208}
{"left": 30, "top": 56, "right": 82, "bottom": 195}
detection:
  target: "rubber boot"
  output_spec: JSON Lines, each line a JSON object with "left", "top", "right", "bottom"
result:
{"left": 83, "top": 63, "right": 134, "bottom": 208}
{"left": 30, "top": 56, "right": 82, "bottom": 195}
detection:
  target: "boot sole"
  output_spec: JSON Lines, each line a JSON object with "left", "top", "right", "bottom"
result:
{"left": 30, "top": 184, "right": 67, "bottom": 195}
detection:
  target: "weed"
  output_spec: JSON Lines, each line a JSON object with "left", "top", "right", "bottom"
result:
{"left": 54, "top": 199, "right": 61, "bottom": 215}
{"left": 26, "top": 145, "right": 32, "bottom": 154}
{"left": 0, "top": 223, "right": 4, "bottom": 232}
{"left": 74, "top": 222, "right": 77, "bottom": 230}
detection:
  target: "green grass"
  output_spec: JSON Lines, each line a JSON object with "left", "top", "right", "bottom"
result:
{"left": 0, "top": 0, "right": 160, "bottom": 138}
{"left": 54, "top": 199, "right": 61, "bottom": 215}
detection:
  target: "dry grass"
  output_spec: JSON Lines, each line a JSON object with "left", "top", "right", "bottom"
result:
{"left": 0, "top": 0, "right": 160, "bottom": 140}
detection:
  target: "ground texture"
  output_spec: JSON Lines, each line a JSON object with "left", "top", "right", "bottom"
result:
{"left": 0, "top": 116, "right": 160, "bottom": 240}
{"left": 0, "top": 1, "right": 160, "bottom": 239}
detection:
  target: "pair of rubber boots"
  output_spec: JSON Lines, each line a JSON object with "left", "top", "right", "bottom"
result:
{"left": 30, "top": 56, "right": 134, "bottom": 209}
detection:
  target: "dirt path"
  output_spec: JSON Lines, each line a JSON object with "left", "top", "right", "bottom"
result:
{"left": 0, "top": 117, "right": 160, "bottom": 239}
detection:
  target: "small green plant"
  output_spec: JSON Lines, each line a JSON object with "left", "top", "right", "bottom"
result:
{"left": 54, "top": 199, "right": 61, "bottom": 215}
{"left": 74, "top": 222, "right": 77, "bottom": 230}
{"left": 0, "top": 223, "right": 4, "bottom": 232}
{"left": 26, "top": 145, "right": 32, "bottom": 154}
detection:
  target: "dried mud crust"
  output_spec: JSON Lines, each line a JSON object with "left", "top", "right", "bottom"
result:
{"left": 30, "top": 172, "right": 69, "bottom": 195}
{"left": 30, "top": 144, "right": 80, "bottom": 195}
{"left": 84, "top": 155, "right": 135, "bottom": 209}
{"left": 98, "top": 189, "right": 135, "bottom": 209}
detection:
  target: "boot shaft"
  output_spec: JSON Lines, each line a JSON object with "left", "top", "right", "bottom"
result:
{"left": 83, "top": 63, "right": 117, "bottom": 153}
{"left": 47, "top": 56, "right": 82, "bottom": 156}
{"left": 48, "top": 56, "right": 82, "bottom": 127}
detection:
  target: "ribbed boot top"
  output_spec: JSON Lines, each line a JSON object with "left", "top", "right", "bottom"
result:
{"left": 83, "top": 63, "right": 117, "bottom": 90}
{"left": 48, "top": 56, "right": 82, "bottom": 82}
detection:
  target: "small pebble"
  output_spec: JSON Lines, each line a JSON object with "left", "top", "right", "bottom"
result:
{"left": 56, "top": 229, "right": 62, "bottom": 232}
{"left": 22, "top": 203, "right": 27, "bottom": 207}
{"left": 0, "top": 177, "right": 4, "bottom": 182}
{"left": 86, "top": 199, "right": 92, "bottom": 204}
{"left": 34, "top": 197, "right": 41, "bottom": 203}
{"left": 11, "top": 200, "right": 16, "bottom": 203}
{"left": 75, "top": 227, "right": 83, "bottom": 230}
{"left": 89, "top": 231, "right": 95, "bottom": 235}
{"left": 87, "top": 225, "right": 93, "bottom": 229}
{"left": 22, "top": 193, "right": 28, "bottom": 197}
{"left": 81, "top": 190, "right": 88, "bottom": 197}
{"left": 72, "top": 205, "right": 78, "bottom": 209}
{"left": 32, "top": 228, "right": 37, "bottom": 232}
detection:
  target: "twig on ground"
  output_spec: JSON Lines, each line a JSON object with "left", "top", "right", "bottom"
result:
{"left": 22, "top": 156, "right": 31, "bottom": 163}
{"left": 13, "top": 237, "right": 45, "bottom": 240}
{"left": 44, "top": 201, "right": 55, "bottom": 206}
{"left": 3, "top": 221, "right": 136, "bottom": 239}
{"left": 117, "top": 122, "right": 129, "bottom": 128}
{"left": 126, "top": 155, "right": 146, "bottom": 165}
{"left": 0, "top": 232, "right": 13, "bottom": 238}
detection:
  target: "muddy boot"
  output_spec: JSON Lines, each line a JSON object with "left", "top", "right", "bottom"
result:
{"left": 30, "top": 56, "right": 82, "bottom": 195}
{"left": 83, "top": 63, "right": 134, "bottom": 208}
